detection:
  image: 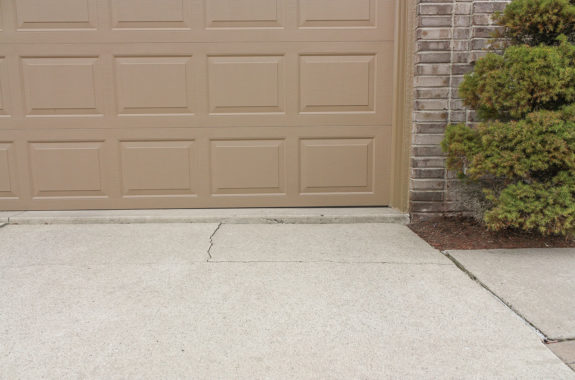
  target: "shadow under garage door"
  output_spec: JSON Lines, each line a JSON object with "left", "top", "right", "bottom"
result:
{"left": 0, "top": 0, "right": 397, "bottom": 211}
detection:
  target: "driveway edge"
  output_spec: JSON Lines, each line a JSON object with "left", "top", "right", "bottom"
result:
{"left": 3, "top": 208, "right": 409, "bottom": 225}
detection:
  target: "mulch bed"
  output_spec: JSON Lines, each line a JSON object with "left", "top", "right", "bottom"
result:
{"left": 409, "top": 216, "right": 575, "bottom": 251}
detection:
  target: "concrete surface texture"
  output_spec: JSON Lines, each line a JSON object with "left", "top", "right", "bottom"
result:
{"left": 209, "top": 224, "right": 450, "bottom": 264}
{"left": 449, "top": 249, "right": 575, "bottom": 341}
{"left": 4, "top": 208, "right": 408, "bottom": 225}
{"left": 548, "top": 341, "right": 575, "bottom": 370}
{"left": 0, "top": 223, "right": 572, "bottom": 379}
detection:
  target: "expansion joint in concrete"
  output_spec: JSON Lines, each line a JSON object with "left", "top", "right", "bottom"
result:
{"left": 442, "top": 250, "right": 548, "bottom": 341}
{"left": 205, "top": 260, "right": 452, "bottom": 265}
{"left": 547, "top": 337, "right": 575, "bottom": 344}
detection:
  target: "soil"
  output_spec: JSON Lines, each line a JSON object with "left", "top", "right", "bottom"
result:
{"left": 409, "top": 216, "right": 575, "bottom": 251}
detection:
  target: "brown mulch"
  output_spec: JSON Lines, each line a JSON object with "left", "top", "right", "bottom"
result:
{"left": 409, "top": 216, "right": 575, "bottom": 251}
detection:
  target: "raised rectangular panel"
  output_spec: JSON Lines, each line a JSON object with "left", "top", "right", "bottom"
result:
{"left": 206, "top": 0, "right": 282, "bottom": 28}
{"left": 0, "top": 60, "right": 4, "bottom": 115}
{"left": 22, "top": 57, "right": 102, "bottom": 116}
{"left": 16, "top": 0, "right": 96, "bottom": 30}
{"left": 111, "top": 0, "right": 190, "bottom": 29}
{"left": 300, "top": 55, "right": 375, "bottom": 113}
{"left": 0, "top": 58, "right": 8, "bottom": 116}
{"left": 299, "top": 0, "right": 375, "bottom": 28}
{"left": 0, "top": 143, "right": 17, "bottom": 198}
{"left": 211, "top": 140, "right": 285, "bottom": 195}
{"left": 208, "top": 56, "right": 284, "bottom": 114}
{"left": 29, "top": 142, "right": 107, "bottom": 198}
{"left": 300, "top": 139, "right": 374, "bottom": 193}
{"left": 115, "top": 56, "right": 194, "bottom": 115}
{"left": 121, "top": 141, "right": 196, "bottom": 197}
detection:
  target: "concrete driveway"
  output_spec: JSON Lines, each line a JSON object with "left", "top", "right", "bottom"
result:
{"left": 0, "top": 223, "right": 572, "bottom": 379}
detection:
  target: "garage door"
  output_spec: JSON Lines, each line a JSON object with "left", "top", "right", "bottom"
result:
{"left": 0, "top": 0, "right": 396, "bottom": 210}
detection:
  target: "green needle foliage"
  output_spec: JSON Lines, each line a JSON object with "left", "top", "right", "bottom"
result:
{"left": 494, "top": 0, "right": 575, "bottom": 46}
{"left": 460, "top": 39, "right": 575, "bottom": 120}
{"left": 442, "top": 0, "right": 575, "bottom": 236}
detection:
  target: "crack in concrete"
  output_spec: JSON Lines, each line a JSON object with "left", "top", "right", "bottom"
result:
{"left": 442, "top": 250, "right": 549, "bottom": 342}
{"left": 5, "top": 212, "right": 25, "bottom": 225}
{"left": 206, "top": 223, "right": 223, "bottom": 262}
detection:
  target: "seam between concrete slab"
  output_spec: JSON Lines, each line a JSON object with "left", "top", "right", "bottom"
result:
{"left": 206, "top": 261, "right": 453, "bottom": 265}
{"left": 442, "top": 250, "right": 549, "bottom": 342}
{"left": 548, "top": 337, "right": 575, "bottom": 343}
{"left": 206, "top": 223, "right": 222, "bottom": 262}
{"left": 0, "top": 262, "right": 454, "bottom": 269}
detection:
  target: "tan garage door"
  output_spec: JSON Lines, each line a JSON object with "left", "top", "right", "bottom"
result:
{"left": 0, "top": 0, "right": 396, "bottom": 210}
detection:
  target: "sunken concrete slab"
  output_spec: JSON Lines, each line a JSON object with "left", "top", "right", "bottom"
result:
{"left": 548, "top": 341, "right": 575, "bottom": 371}
{"left": 210, "top": 224, "right": 450, "bottom": 264}
{"left": 0, "top": 224, "right": 218, "bottom": 266}
{"left": 7, "top": 207, "right": 408, "bottom": 225}
{"left": 0, "top": 262, "right": 571, "bottom": 379}
{"left": 449, "top": 249, "right": 575, "bottom": 340}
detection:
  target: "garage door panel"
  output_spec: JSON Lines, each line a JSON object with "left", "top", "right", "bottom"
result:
{"left": 300, "top": 138, "right": 374, "bottom": 194}
{"left": 3, "top": 41, "right": 393, "bottom": 129}
{"left": 206, "top": 0, "right": 283, "bottom": 29}
{"left": 120, "top": 140, "right": 198, "bottom": 197}
{"left": 0, "top": 141, "right": 18, "bottom": 198}
{"left": 111, "top": 0, "right": 192, "bottom": 30}
{"left": 300, "top": 54, "right": 375, "bottom": 113}
{"left": 28, "top": 141, "right": 108, "bottom": 198}
{"left": 0, "top": 57, "right": 11, "bottom": 117}
{"left": 0, "top": 0, "right": 394, "bottom": 44}
{"left": 208, "top": 55, "right": 285, "bottom": 114}
{"left": 299, "top": 0, "right": 375, "bottom": 28}
{"left": 210, "top": 139, "right": 286, "bottom": 195}
{"left": 15, "top": 0, "right": 98, "bottom": 30}
{"left": 115, "top": 56, "right": 195, "bottom": 115}
{"left": 0, "top": 126, "right": 391, "bottom": 209}
{"left": 21, "top": 56, "right": 104, "bottom": 116}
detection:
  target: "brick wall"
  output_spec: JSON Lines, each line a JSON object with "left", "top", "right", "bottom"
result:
{"left": 411, "top": 0, "right": 510, "bottom": 219}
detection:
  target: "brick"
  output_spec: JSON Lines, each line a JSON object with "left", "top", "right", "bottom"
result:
{"left": 415, "top": 99, "right": 449, "bottom": 111}
{"left": 410, "top": 191, "right": 445, "bottom": 202}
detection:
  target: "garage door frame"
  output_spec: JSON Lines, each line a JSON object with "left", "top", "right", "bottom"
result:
{"left": 390, "top": 0, "right": 416, "bottom": 212}
{"left": 0, "top": 0, "right": 415, "bottom": 212}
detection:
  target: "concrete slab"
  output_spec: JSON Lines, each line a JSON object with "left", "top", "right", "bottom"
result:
{"left": 210, "top": 224, "right": 450, "bottom": 264}
{"left": 548, "top": 341, "right": 575, "bottom": 370}
{"left": 0, "top": 211, "right": 23, "bottom": 223}
{"left": 7, "top": 207, "right": 408, "bottom": 225}
{"left": 449, "top": 249, "right": 575, "bottom": 340}
{"left": 0, "top": 262, "right": 571, "bottom": 379}
{"left": 0, "top": 224, "right": 218, "bottom": 266}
